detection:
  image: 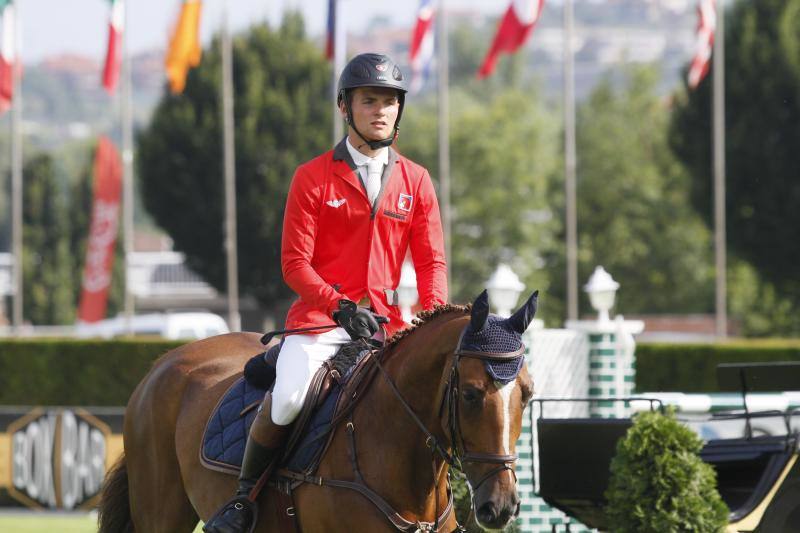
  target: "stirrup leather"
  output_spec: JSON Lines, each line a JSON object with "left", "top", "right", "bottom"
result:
{"left": 202, "top": 495, "right": 258, "bottom": 533}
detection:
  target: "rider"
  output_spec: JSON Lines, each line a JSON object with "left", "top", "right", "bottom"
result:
{"left": 204, "top": 52, "right": 448, "bottom": 533}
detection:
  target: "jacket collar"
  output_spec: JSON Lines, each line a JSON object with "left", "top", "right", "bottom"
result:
{"left": 333, "top": 137, "right": 358, "bottom": 170}
{"left": 332, "top": 137, "right": 399, "bottom": 204}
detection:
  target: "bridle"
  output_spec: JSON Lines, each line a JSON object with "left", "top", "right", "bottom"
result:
{"left": 371, "top": 326, "right": 525, "bottom": 530}
{"left": 443, "top": 329, "right": 524, "bottom": 489}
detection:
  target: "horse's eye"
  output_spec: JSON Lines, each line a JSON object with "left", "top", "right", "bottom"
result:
{"left": 462, "top": 388, "right": 483, "bottom": 405}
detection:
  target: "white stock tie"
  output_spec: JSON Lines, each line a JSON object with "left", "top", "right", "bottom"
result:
{"left": 365, "top": 159, "right": 383, "bottom": 206}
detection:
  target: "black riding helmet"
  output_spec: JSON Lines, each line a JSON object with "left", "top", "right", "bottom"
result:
{"left": 337, "top": 53, "right": 407, "bottom": 150}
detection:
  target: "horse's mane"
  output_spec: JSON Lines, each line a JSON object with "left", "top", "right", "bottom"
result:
{"left": 384, "top": 303, "right": 471, "bottom": 350}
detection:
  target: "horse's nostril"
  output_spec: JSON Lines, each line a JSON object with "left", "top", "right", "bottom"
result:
{"left": 476, "top": 502, "right": 497, "bottom": 525}
{"left": 496, "top": 506, "right": 514, "bottom": 525}
{"left": 514, "top": 501, "right": 521, "bottom": 517}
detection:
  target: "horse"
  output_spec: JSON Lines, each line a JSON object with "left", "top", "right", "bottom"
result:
{"left": 97, "top": 289, "right": 537, "bottom": 532}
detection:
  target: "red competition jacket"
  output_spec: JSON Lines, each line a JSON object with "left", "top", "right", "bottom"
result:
{"left": 282, "top": 140, "right": 448, "bottom": 336}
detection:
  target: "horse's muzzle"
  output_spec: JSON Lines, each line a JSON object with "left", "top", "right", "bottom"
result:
{"left": 475, "top": 490, "right": 520, "bottom": 531}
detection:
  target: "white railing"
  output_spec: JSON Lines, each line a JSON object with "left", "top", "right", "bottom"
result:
{"left": 517, "top": 327, "right": 595, "bottom": 533}
{"left": 528, "top": 328, "right": 591, "bottom": 418}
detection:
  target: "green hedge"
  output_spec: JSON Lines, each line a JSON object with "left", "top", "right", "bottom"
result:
{"left": 0, "top": 339, "right": 182, "bottom": 406}
{"left": 635, "top": 340, "right": 800, "bottom": 393}
{"left": 2, "top": 338, "right": 800, "bottom": 406}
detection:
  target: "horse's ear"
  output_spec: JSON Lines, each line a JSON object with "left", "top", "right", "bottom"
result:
{"left": 470, "top": 290, "right": 490, "bottom": 332}
{"left": 507, "top": 290, "right": 539, "bottom": 334}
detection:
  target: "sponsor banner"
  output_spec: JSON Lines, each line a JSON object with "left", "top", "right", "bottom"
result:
{"left": 0, "top": 407, "right": 124, "bottom": 509}
{"left": 77, "top": 136, "right": 123, "bottom": 323}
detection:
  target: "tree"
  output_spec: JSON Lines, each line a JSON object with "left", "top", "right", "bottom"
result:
{"left": 400, "top": 87, "right": 563, "bottom": 321}
{"left": 605, "top": 409, "right": 728, "bottom": 532}
{"left": 567, "top": 67, "right": 715, "bottom": 316}
{"left": 670, "top": 0, "right": 800, "bottom": 299}
{"left": 21, "top": 154, "right": 74, "bottom": 324}
{"left": 137, "top": 13, "right": 331, "bottom": 313}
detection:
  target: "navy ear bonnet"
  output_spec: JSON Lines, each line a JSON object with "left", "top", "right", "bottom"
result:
{"left": 460, "top": 315, "right": 525, "bottom": 385}
{"left": 459, "top": 289, "right": 539, "bottom": 385}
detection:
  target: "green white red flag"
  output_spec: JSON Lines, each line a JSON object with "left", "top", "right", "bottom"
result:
{"left": 102, "top": 0, "right": 124, "bottom": 94}
{"left": 0, "top": 0, "right": 16, "bottom": 113}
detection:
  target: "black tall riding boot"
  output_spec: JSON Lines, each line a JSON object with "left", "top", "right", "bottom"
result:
{"left": 236, "top": 437, "right": 275, "bottom": 496}
{"left": 203, "top": 395, "right": 290, "bottom": 533}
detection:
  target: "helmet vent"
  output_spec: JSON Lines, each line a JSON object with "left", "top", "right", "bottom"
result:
{"left": 392, "top": 66, "right": 403, "bottom": 81}
{"left": 350, "top": 63, "right": 370, "bottom": 79}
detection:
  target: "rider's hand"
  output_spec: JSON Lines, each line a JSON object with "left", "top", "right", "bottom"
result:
{"left": 333, "top": 299, "right": 380, "bottom": 340}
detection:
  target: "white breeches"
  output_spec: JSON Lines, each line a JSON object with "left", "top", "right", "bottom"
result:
{"left": 270, "top": 327, "right": 352, "bottom": 426}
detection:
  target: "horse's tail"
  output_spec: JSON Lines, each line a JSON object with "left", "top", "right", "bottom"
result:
{"left": 97, "top": 453, "right": 134, "bottom": 533}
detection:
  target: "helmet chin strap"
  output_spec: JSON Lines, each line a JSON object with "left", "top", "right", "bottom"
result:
{"left": 347, "top": 111, "right": 398, "bottom": 150}
{"left": 354, "top": 128, "right": 397, "bottom": 150}
{"left": 343, "top": 96, "right": 403, "bottom": 151}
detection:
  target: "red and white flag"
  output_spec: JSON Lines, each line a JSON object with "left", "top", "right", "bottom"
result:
{"left": 477, "top": 0, "right": 544, "bottom": 79}
{"left": 409, "top": 0, "right": 435, "bottom": 93}
{"left": 687, "top": 0, "right": 716, "bottom": 90}
{"left": 0, "top": 0, "right": 16, "bottom": 114}
{"left": 102, "top": 0, "right": 125, "bottom": 94}
{"left": 77, "top": 137, "right": 123, "bottom": 324}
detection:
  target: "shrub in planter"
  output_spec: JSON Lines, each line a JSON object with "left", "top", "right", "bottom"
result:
{"left": 605, "top": 409, "right": 728, "bottom": 532}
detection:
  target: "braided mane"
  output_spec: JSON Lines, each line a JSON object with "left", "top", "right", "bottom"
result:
{"left": 384, "top": 303, "right": 471, "bottom": 350}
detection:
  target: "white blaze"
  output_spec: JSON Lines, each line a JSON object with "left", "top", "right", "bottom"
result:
{"left": 498, "top": 381, "right": 516, "bottom": 455}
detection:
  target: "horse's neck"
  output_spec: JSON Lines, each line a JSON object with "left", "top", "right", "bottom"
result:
{"left": 360, "top": 313, "right": 465, "bottom": 518}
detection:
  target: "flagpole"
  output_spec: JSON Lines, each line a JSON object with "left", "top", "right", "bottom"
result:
{"left": 10, "top": 1, "right": 22, "bottom": 334}
{"left": 436, "top": 0, "right": 451, "bottom": 279}
{"left": 221, "top": 0, "right": 240, "bottom": 331}
{"left": 712, "top": 0, "right": 726, "bottom": 337}
{"left": 564, "top": 0, "right": 578, "bottom": 322}
{"left": 332, "top": 0, "right": 345, "bottom": 144}
{"left": 121, "top": 0, "right": 135, "bottom": 334}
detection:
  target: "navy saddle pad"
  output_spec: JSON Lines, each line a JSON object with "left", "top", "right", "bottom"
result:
{"left": 201, "top": 378, "right": 267, "bottom": 472}
{"left": 201, "top": 375, "right": 343, "bottom": 475}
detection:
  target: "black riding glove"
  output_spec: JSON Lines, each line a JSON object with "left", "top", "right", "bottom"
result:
{"left": 333, "top": 299, "right": 381, "bottom": 341}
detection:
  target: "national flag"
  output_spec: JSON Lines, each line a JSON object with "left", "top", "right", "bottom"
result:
{"left": 0, "top": 0, "right": 16, "bottom": 114}
{"left": 102, "top": 0, "right": 125, "bottom": 94}
{"left": 687, "top": 0, "right": 716, "bottom": 90}
{"left": 477, "top": 0, "right": 545, "bottom": 79}
{"left": 409, "top": 0, "right": 435, "bottom": 93}
{"left": 165, "top": 0, "right": 202, "bottom": 94}
{"left": 325, "top": 0, "right": 335, "bottom": 61}
{"left": 77, "top": 137, "right": 123, "bottom": 324}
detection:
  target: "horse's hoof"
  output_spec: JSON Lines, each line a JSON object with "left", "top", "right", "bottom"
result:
{"left": 202, "top": 496, "right": 257, "bottom": 533}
